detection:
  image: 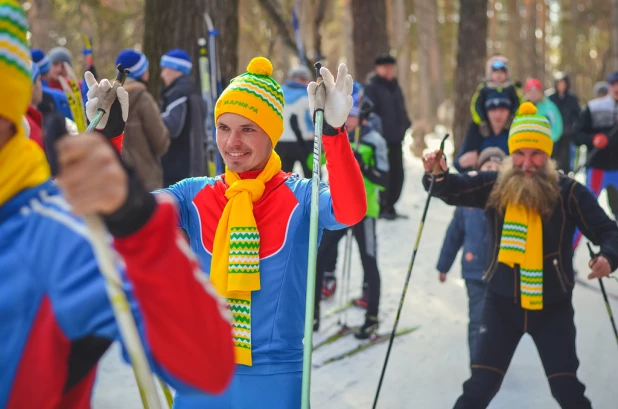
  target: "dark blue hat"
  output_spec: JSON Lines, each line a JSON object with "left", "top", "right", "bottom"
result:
{"left": 160, "top": 49, "right": 192, "bottom": 74}
{"left": 116, "top": 49, "right": 149, "bottom": 80}
{"left": 485, "top": 90, "right": 512, "bottom": 111}
{"left": 31, "top": 48, "right": 50, "bottom": 75}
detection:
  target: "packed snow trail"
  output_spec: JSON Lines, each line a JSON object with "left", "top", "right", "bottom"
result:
{"left": 94, "top": 134, "right": 618, "bottom": 408}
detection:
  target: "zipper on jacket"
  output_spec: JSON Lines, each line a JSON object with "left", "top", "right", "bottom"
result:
{"left": 552, "top": 259, "right": 568, "bottom": 294}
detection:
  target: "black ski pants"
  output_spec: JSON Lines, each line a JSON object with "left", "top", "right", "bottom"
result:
{"left": 315, "top": 217, "right": 381, "bottom": 317}
{"left": 380, "top": 142, "right": 405, "bottom": 213}
{"left": 453, "top": 293, "right": 591, "bottom": 409}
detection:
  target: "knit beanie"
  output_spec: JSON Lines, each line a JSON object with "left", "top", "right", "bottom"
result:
{"left": 508, "top": 102, "right": 553, "bottom": 156}
{"left": 31, "top": 61, "right": 40, "bottom": 83}
{"left": 116, "top": 49, "right": 149, "bottom": 80}
{"left": 160, "top": 49, "right": 192, "bottom": 75}
{"left": 477, "top": 147, "right": 506, "bottom": 168}
{"left": 31, "top": 48, "right": 50, "bottom": 75}
{"left": 485, "top": 89, "right": 512, "bottom": 111}
{"left": 0, "top": 0, "right": 31, "bottom": 136}
{"left": 215, "top": 57, "right": 284, "bottom": 146}
{"left": 48, "top": 46, "right": 73, "bottom": 65}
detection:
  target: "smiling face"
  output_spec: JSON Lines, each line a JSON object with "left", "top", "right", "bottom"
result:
{"left": 216, "top": 112, "right": 273, "bottom": 173}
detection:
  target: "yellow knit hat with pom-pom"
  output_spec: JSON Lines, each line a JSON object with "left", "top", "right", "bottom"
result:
{"left": 215, "top": 57, "right": 285, "bottom": 146}
{"left": 0, "top": 0, "right": 32, "bottom": 138}
{"left": 508, "top": 102, "right": 553, "bottom": 156}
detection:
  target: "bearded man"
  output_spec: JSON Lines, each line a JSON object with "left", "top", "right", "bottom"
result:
{"left": 422, "top": 102, "right": 618, "bottom": 409}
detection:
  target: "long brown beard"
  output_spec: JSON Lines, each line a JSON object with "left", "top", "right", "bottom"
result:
{"left": 487, "top": 157, "right": 560, "bottom": 218}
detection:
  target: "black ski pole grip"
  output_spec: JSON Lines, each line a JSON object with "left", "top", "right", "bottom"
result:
{"left": 314, "top": 62, "right": 323, "bottom": 82}
{"left": 115, "top": 64, "right": 130, "bottom": 86}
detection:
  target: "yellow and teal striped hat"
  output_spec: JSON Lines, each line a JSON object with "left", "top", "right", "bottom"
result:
{"left": 0, "top": 0, "right": 31, "bottom": 137}
{"left": 215, "top": 57, "right": 285, "bottom": 147}
{"left": 508, "top": 102, "right": 553, "bottom": 156}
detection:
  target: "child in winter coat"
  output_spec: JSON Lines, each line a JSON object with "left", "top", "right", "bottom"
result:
{"left": 471, "top": 56, "right": 520, "bottom": 136}
{"left": 436, "top": 147, "right": 506, "bottom": 363}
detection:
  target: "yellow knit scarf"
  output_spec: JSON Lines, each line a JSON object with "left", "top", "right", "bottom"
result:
{"left": 0, "top": 135, "right": 51, "bottom": 207}
{"left": 497, "top": 204, "right": 544, "bottom": 310}
{"left": 210, "top": 151, "right": 282, "bottom": 366}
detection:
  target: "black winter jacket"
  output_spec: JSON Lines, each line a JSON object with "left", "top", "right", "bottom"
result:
{"left": 548, "top": 91, "right": 580, "bottom": 142}
{"left": 423, "top": 171, "right": 618, "bottom": 305}
{"left": 364, "top": 74, "right": 411, "bottom": 144}
{"left": 574, "top": 95, "right": 618, "bottom": 170}
{"left": 160, "top": 75, "right": 207, "bottom": 187}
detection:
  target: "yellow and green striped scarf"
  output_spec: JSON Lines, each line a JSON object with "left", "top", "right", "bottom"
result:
{"left": 497, "top": 204, "right": 544, "bottom": 310}
{"left": 210, "top": 152, "right": 282, "bottom": 366}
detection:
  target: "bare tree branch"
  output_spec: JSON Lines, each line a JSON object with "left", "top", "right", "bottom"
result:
{"left": 314, "top": 0, "right": 328, "bottom": 60}
{"left": 256, "top": 0, "right": 312, "bottom": 69}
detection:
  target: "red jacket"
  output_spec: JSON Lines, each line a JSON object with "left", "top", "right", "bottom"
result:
{"left": 26, "top": 106, "right": 44, "bottom": 150}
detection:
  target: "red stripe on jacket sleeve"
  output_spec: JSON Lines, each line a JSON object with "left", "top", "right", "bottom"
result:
{"left": 113, "top": 195, "right": 235, "bottom": 394}
{"left": 322, "top": 130, "right": 367, "bottom": 225}
{"left": 109, "top": 132, "right": 124, "bottom": 153}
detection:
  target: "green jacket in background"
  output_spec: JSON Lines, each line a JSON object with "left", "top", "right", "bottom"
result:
{"left": 352, "top": 126, "right": 390, "bottom": 219}
{"left": 533, "top": 97, "right": 564, "bottom": 142}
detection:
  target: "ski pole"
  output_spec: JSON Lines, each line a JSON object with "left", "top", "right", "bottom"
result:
{"left": 84, "top": 64, "right": 165, "bottom": 409}
{"left": 587, "top": 243, "right": 618, "bottom": 348}
{"left": 301, "top": 62, "right": 326, "bottom": 409}
{"left": 372, "top": 133, "right": 450, "bottom": 409}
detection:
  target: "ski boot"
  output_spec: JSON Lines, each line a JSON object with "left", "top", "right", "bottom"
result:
{"left": 352, "top": 289, "right": 368, "bottom": 309}
{"left": 321, "top": 272, "right": 337, "bottom": 299}
{"left": 354, "top": 315, "right": 379, "bottom": 340}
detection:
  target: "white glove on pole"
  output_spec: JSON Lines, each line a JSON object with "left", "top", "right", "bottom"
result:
{"left": 84, "top": 71, "right": 129, "bottom": 130}
{"left": 307, "top": 63, "right": 354, "bottom": 128}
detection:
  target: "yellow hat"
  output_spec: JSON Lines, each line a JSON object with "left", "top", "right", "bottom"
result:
{"left": 214, "top": 57, "right": 285, "bottom": 147}
{"left": 508, "top": 102, "right": 553, "bottom": 156}
{"left": 0, "top": 0, "right": 31, "bottom": 138}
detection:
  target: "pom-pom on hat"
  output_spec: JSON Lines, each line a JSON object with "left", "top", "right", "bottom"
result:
{"left": 116, "top": 49, "right": 149, "bottom": 80}
{"left": 215, "top": 57, "right": 285, "bottom": 147}
{"left": 0, "top": 0, "right": 31, "bottom": 138}
{"left": 160, "top": 49, "right": 192, "bottom": 75}
{"left": 31, "top": 48, "right": 50, "bottom": 75}
{"left": 508, "top": 102, "right": 553, "bottom": 156}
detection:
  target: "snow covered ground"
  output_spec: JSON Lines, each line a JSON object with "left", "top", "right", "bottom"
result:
{"left": 93, "top": 134, "right": 618, "bottom": 408}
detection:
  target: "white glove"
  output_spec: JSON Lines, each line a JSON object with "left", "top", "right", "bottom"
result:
{"left": 84, "top": 71, "right": 129, "bottom": 130}
{"left": 307, "top": 63, "right": 354, "bottom": 128}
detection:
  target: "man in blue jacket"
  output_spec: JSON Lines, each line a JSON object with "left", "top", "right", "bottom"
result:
{"left": 437, "top": 147, "right": 506, "bottom": 363}
{"left": 276, "top": 66, "right": 314, "bottom": 177}
{"left": 456, "top": 93, "right": 512, "bottom": 172}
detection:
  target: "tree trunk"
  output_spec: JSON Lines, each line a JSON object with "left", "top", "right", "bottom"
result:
{"left": 612, "top": 0, "right": 618, "bottom": 70}
{"left": 453, "top": 0, "right": 488, "bottom": 153}
{"left": 488, "top": 0, "right": 497, "bottom": 55}
{"left": 29, "top": 0, "right": 53, "bottom": 50}
{"left": 351, "top": 0, "right": 390, "bottom": 82}
{"left": 506, "top": 0, "right": 522, "bottom": 82}
{"left": 537, "top": 0, "right": 547, "bottom": 85}
{"left": 143, "top": 0, "right": 239, "bottom": 98}
{"left": 388, "top": 0, "right": 412, "bottom": 119}
{"left": 522, "top": 0, "right": 537, "bottom": 80}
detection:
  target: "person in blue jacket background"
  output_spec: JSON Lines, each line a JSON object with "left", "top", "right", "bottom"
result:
{"left": 456, "top": 93, "right": 512, "bottom": 172}
{"left": 31, "top": 48, "right": 74, "bottom": 121}
{"left": 437, "top": 147, "right": 506, "bottom": 363}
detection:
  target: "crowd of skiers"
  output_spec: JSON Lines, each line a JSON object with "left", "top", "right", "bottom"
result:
{"left": 432, "top": 54, "right": 618, "bottom": 408}
{"left": 29, "top": 45, "right": 209, "bottom": 192}
{"left": 4, "top": 0, "right": 618, "bottom": 406}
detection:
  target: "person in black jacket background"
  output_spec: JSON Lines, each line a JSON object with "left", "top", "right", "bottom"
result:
{"left": 159, "top": 49, "right": 207, "bottom": 187}
{"left": 548, "top": 72, "right": 581, "bottom": 172}
{"left": 572, "top": 71, "right": 618, "bottom": 249}
{"left": 422, "top": 102, "right": 618, "bottom": 409}
{"left": 364, "top": 55, "right": 411, "bottom": 220}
